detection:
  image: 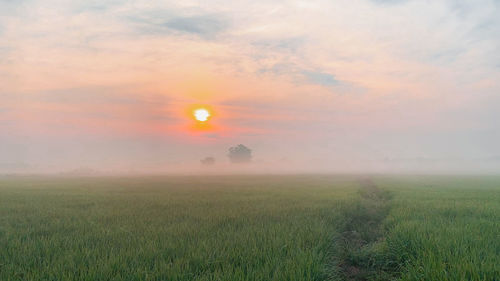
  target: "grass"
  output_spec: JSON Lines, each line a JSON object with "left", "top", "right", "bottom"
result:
{"left": 330, "top": 176, "right": 500, "bottom": 281}
{"left": 0, "top": 175, "right": 498, "bottom": 281}
{"left": 378, "top": 176, "right": 500, "bottom": 281}
{"left": 0, "top": 175, "right": 357, "bottom": 281}
{"left": 330, "top": 178, "right": 394, "bottom": 281}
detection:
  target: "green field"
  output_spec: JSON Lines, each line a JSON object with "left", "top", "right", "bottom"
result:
{"left": 381, "top": 176, "right": 500, "bottom": 281}
{"left": 0, "top": 175, "right": 498, "bottom": 281}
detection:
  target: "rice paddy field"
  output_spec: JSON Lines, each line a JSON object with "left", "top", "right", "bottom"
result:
{"left": 0, "top": 175, "right": 499, "bottom": 281}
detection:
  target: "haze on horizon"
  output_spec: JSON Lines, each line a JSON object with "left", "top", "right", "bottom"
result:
{"left": 1, "top": 0, "right": 499, "bottom": 174}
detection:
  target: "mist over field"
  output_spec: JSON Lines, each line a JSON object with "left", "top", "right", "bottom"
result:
{"left": 1, "top": 0, "right": 499, "bottom": 175}
{"left": 2, "top": 2, "right": 500, "bottom": 281}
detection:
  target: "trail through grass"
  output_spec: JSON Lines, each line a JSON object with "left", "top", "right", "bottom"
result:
{"left": 329, "top": 178, "right": 394, "bottom": 281}
{"left": 330, "top": 176, "right": 500, "bottom": 281}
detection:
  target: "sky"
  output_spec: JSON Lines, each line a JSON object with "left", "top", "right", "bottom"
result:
{"left": 1, "top": 0, "right": 500, "bottom": 174}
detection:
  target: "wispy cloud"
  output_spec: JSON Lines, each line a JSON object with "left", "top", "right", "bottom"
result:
{"left": 164, "top": 15, "right": 229, "bottom": 38}
{"left": 301, "top": 70, "right": 338, "bottom": 86}
{"left": 129, "top": 11, "right": 230, "bottom": 39}
{"left": 369, "top": 0, "right": 409, "bottom": 5}
{"left": 252, "top": 37, "right": 305, "bottom": 53}
{"left": 258, "top": 63, "right": 340, "bottom": 88}
{"left": 34, "top": 87, "right": 167, "bottom": 105}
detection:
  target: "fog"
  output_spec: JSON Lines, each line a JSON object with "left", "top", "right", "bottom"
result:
{"left": 2, "top": 134, "right": 500, "bottom": 175}
{"left": 1, "top": 0, "right": 499, "bottom": 175}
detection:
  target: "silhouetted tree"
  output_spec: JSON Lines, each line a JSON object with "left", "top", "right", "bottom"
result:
{"left": 228, "top": 144, "right": 252, "bottom": 163}
{"left": 201, "top": 157, "right": 215, "bottom": 166}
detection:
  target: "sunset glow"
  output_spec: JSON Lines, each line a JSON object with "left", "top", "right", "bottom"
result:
{"left": 1, "top": 0, "right": 499, "bottom": 173}
{"left": 194, "top": 109, "right": 211, "bottom": 122}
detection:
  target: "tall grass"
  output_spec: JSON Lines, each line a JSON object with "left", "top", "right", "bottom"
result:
{"left": 0, "top": 175, "right": 356, "bottom": 281}
{"left": 1, "top": 175, "right": 498, "bottom": 281}
{"left": 378, "top": 176, "right": 500, "bottom": 281}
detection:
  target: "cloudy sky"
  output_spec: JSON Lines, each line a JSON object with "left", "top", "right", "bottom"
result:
{"left": 1, "top": 0, "right": 499, "bottom": 173}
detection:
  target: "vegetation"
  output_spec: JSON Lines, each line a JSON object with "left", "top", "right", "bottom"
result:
{"left": 228, "top": 144, "right": 252, "bottom": 163}
{"left": 327, "top": 176, "right": 500, "bottom": 281}
{"left": 0, "top": 175, "right": 498, "bottom": 281}
{"left": 0, "top": 175, "right": 356, "bottom": 281}
{"left": 200, "top": 157, "right": 216, "bottom": 166}
{"left": 379, "top": 176, "right": 500, "bottom": 281}
{"left": 329, "top": 179, "right": 394, "bottom": 281}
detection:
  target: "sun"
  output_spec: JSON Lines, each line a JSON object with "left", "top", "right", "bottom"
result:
{"left": 193, "top": 108, "right": 211, "bottom": 122}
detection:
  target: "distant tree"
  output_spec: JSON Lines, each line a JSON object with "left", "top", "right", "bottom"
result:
{"left": 201, "top": 157, "right": 215, "bottom": 166}
{"left": 228, "top": 144, "right": 252, "bottom": 163}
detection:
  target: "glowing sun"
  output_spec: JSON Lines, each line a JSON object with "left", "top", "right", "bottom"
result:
{"left": 193, "top": 108, "right": 211, "bottom": 122}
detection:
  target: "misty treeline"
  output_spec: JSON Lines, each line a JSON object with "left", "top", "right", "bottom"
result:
{"left": 201, "top": 144, "right": 252, "bottom": 165}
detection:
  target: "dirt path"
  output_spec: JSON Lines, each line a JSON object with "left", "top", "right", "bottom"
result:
{"left": 330, "top": 177, "right": 394, "bottom": 281}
